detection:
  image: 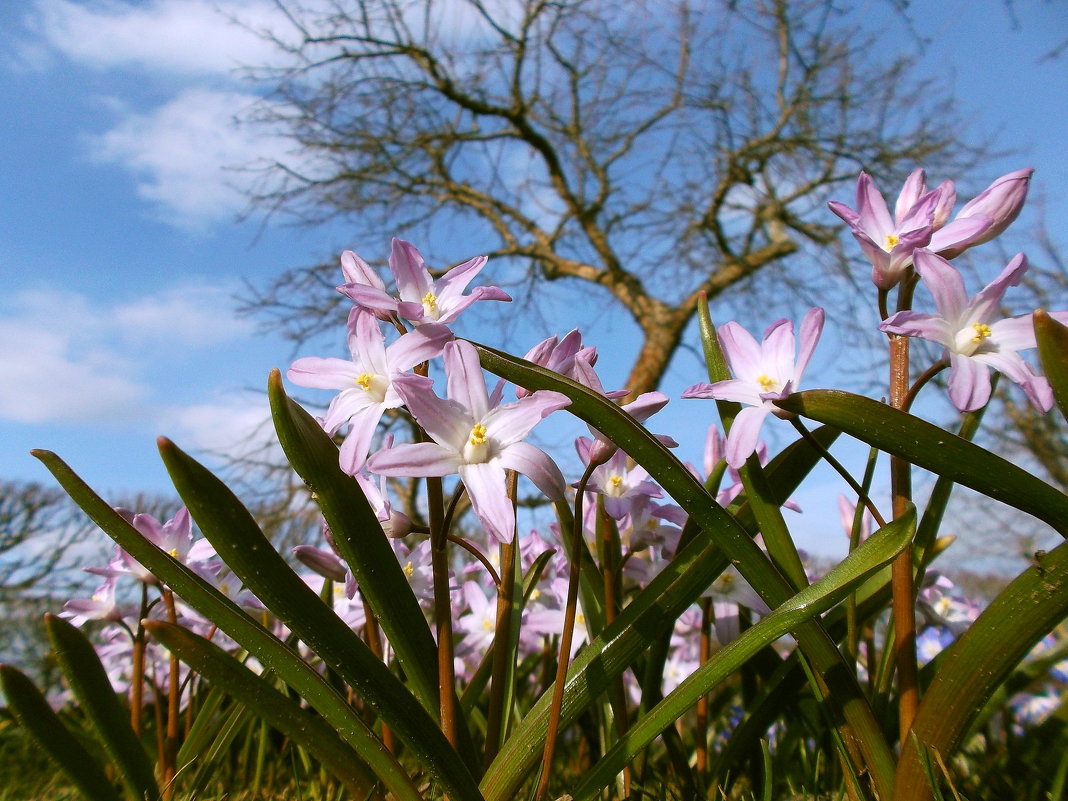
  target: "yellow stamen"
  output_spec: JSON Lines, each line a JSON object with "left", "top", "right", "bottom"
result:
{"left": 167, "top": 547, "right": 180, "bottom": 558}
{"left": 971, "top": 322, "right": 992, "bottom": 342}
{"left": 356, "top": 373, "right": 373, "bottom": 390}
{"left": 608, "top": 475, "right": 624, "bottom": 489}
{"left": 469, "top": 423, "right": 488, "bottom": 446}
{"left": 884, "top": 233, "right": 900, "bottom": 250}
{"left": 422, "top": 291, "right": 438, "bottom": 315}
{"left": 756, "top": 374, "right": 777, "bottom": 392}
{"left": 481, "top": 618, "right": 493, "bottom": 631}
{"left": 403, "top": 560, "right": 414, "bottom": 577}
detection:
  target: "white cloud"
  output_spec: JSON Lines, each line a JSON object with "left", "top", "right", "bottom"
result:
{"left": 0, "top": 282, "right": 254, "bottom": 425}
{"left": 161, "top": 392, "right": 278, "bottom": 464}
{"left": 27, "top": 0, "right": 289, "bottom": 76}
{"left": 89, "top": 88, "right": 285, "bottom": 227}
{"left": 112, "top": 283, "right": 254, "bottom": 345}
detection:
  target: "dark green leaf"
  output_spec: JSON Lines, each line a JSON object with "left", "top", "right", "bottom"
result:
{"left": 156, "top": 438, "right": 484, "bottom": 801}
{"left": 1034, "top": 309, "right": 1068, "bottom": 422}
{"left": 776, "top": 389, "right": 1068, "bottom": 536}
{"left": 144, "top": 621, "right": 377, "bottom": 798}
{"left": 0, "top": 663, "right": 122, "bottom": 801}
{"left": 31, "top": 449, "right": 424, "bottom": 801}
{"left": 45, "top": 614, "right": 160, "bottom": 801}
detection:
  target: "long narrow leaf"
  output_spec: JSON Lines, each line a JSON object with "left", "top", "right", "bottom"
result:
{"left": 0, "top": 664, "right": 122, "bottom": 801}
{"left": 570, "top": 507, "right": 915, "bottom": 801}
{"left": 268, "top": 370, "right": 440, "bottom": 713}
{"left": 1034, "top": 309, "right": 1068, "bottom": 421}
{"left": 143, "top": 621, "right": 378, "bottom": 798}
{"left": 776, "top": 389, "right": 1068, "bottom": 535}
{"left": 155, "top": 438, "right": 485, "bottom": 801}
{"left": 45, "top": 614, "right": 160, "bottom": 801}
{"left": 31, "top": 449, "right": 423, "bottom": 801}
{"left": 473, "top": 341, "right": 896, "bottom": 799}
{"left": 896, "top": 539, "right": 1068, "bottom": 801}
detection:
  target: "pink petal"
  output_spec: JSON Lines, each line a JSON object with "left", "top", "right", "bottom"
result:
{"left": 484, "top": 391, "right": 570, "bottom": 447}
{"left": 389, "top": 238, "right": 432, "bottom": 301}
{"left": 287, "top": 357, "right": 357, "bottom": 390}
{"left": 392, "top": 373, "right": 471, "bottom": 449}
{"left": 459, "top": 461, "right": 514, "bottom": 543}
{"left": 445, "top": 340, "right": 491, "bottom": 420}
{"left": 947, "top": 353, "right": 991, "bottom": 411}
{"left": 368, "top": 441, "right": 461, "bottom": 477}
{"left": 497, "top": 441, "right": 567, "bottom": 500}
{"left": 386, "top": 323, "right": 452, "bottom": 371}
{"left": 337, "top": 404, "right": 387, "bottom": 474}
{"left": 725, "top": 405, "right": 771, "bottom": 469}
{"left": 965, "top": 253, "right": 1028, "bottom": 324}
{"left": 794, "top": 308, "right": 825, "bottom": 382}
{"left": 913, "top": 250, "right": 969, "bottom": 323}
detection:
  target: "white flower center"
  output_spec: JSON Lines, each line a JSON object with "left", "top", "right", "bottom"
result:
{"left": 462, "top": 423, "right": 492, "bottom": 463}
{"left": 953, "top": 322, "right": 993, "bottom": 357}
{"left": 355, "top": 372, "right": 390, "bottom": 404}
{"left": 883, "top": 233, "right": 901, "bottom": 252}
{"left": 606, "top": 474, "right": 626, "bottom": 497}
{"left": 422, "top": 291, "right": 439, "bottom": 318}
{"left": 755, "top": 374, "right": 780, "bottom": 393}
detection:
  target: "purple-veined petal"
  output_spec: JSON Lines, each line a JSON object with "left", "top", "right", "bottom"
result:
{"left": 724, "top": 405, "right": 772, "bottom": 468}
{"left": 827, "top": 200, "right": 861, "bottom": 227}
{"left": 989, "top": 314, "right": 1040, "bottom": 351}
{"left": 794, "top": 308, "right": 825, "bottom": 382}
{"left": 389, "top": 238, "right": 432, "bottom": 302}
{"left": 855, "top": 172, "right": 894, "bottom": 241}
{"left": 717, "top": 321, "right": 764, "bottom": 378}
{"left": 368, "top": 441, "right": 462, "bottom": 477}
{"left": 321, "top": 388, "right": 378, "bottom": 434}
{"left": 337, "top": 404, "right": 387, "bottom": 474}
{"left": 483, "top": 390, "right": 571, "bottom": 448}
{"left": 761, "top": 318, "right": 796, "bottom": 386}
{"left": 974, "top": 351, "right": 1053, "bottom": 412}
{"left": 927, "top": 215, "right": 994, "bottom": 258}
{"left": 964, "top": 253, "right": 1028, "bottom": 325}
{"left": 348, "top": 308, "right": 389, "bottom": 374}
{"left": 497, "top": 441, "right": 567, "bottom": 500}
{"left": 913, "top": 250, "right": 969, "bottom": 323}
{"left": 385, "top": 323, "right": 453, "bottom": 372}
{"left": 947, "top": 352, "right": 992, "bottom": 411}
{"left": 392, "top": 373, "right": 472, "bottom": 449}
{"left": 459, "top": 461, "right": 514, "bottom": 543}
{"left": 894, "top": 168, "right": 928, "bottom": 224}
{"left": 287, "top": 357, "right": 358, "bottom": 390}
{"left": 879, "top": 310, "right": 954, "bottom": 347}
{"left": 338, "top": 282, "right": 401, "bottom": 313}
{"left": 436, "top": 285, "right": 512, "bottom": 325}
{"left": 432, "top": 255, "right": 489, "bottom": 304}
{"left": 693, "top": 377, "right": 764, "bottom": 406}
{"left": 445, "top": 340, "right": 491, "bottom": 420}
{"left": 340, "top": 250, "right": 385, "bottom": 289}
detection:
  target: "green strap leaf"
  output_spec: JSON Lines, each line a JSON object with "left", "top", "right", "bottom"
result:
{"left": 267, "top": 370, "right": 440, "bottom": 713}
{"left": 143, "top": 621, "right": 378, "bottom": 798}
{"left": 0, "top": 663, "right": 122, "bottom": 801}
{"left": 473, "top": 342, "right": 896, "bottom": 800}
{"left": 896, "top": 539, "right": 1068, "bottom": 801}
{"left": 155, "top": 438, "right": 485, "bottom": 801}
{"left": 44, "top": 614, "right": 160, "bottom": 801}
{"left": 1034, "top": 309, "right": 1068, "bottom": 422}
{"left": 776, "top": 389, "right": 1068, "bottom": 535}
{"left": 571, "top": 507, "right": 915, "bottom": 801}
{"left": 31, "top": 449, "right": 424, "bottom": 801}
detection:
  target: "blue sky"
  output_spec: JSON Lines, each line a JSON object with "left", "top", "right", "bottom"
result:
{"left": 1, "top": 0, "right": 1065, "bottom": 562}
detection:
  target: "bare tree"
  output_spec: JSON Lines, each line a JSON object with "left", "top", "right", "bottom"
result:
{"left": 240, "top": 0, "right": 977, "bottom": 395}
